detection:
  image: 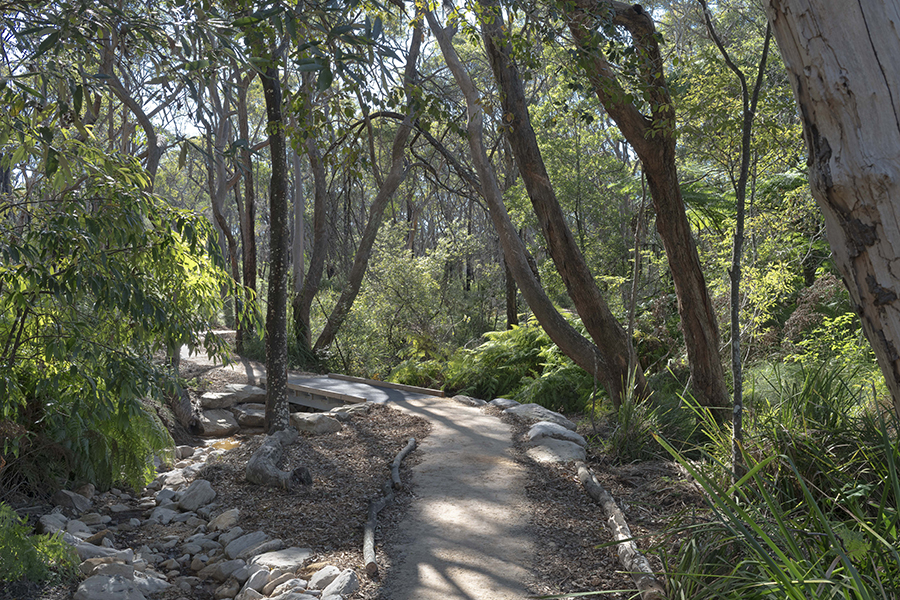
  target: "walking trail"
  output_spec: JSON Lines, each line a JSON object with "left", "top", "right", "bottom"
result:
{"left": 193, "top": 348, "right": 537, "bottom": 600}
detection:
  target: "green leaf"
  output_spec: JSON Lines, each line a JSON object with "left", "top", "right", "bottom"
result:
{"left": 316, "top": 66, "right": 333, "bottom": 91}
{"left": 35, "top": 31, "right": 60, "bottom": 58}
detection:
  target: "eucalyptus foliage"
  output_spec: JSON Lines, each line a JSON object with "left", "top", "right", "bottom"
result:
{"left": 0, "top": 72, "right": 233, "bottom": 493}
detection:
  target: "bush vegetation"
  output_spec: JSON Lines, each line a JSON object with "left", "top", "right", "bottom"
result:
{"left": 0, "top": 502, "right": 77, "bottom": 582}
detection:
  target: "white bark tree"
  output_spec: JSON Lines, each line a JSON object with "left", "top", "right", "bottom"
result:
{"left": 764, "top": 1, "right": 900, "bottom": 419}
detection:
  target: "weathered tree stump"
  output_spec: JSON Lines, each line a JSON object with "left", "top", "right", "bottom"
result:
{"left": 245, "top": 428, "right": 312, "bottom": 490}
{"left": 576, "top": 461, "right": 666, "bottom": 600}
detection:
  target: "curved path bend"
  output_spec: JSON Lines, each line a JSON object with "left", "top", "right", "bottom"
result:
{"left": 190, "top": 351, "right": 536, "bottom": 599}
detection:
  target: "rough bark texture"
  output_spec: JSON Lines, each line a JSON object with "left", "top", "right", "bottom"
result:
{"left": 312, "top": 25, "right": 424, "bottom": 356}
{"left": 261, "top": 62, "right": 291, "bottom": 434}
{"left": 237, "top": 73, "right": 258, "bottom": 352}
{"left": 567, "top": 1, "right": 729, "bottom": 412}
{"left": 764, "top": 0, "right": 900, "bottom": 420}
{"left": 479, "top": 0, "right": 645, "bottom": 405}
{"left": 425, "top": 10, "right": 613, "bottom": 390}
{"left": 245, "top": 428, "right": 312, "bottom": 490}
{"left": 576, "top": 461, "right": 666, "bottom": 600}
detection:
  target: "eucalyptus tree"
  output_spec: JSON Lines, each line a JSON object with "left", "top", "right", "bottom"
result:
{"left": 560, "top": 1, "right": 729, "bottom": 412}
{"left": 763, "top": 0, "right": 900, "bottom": 421}
{"left": 0, "top": 1, "right": 232, "bottom": 489}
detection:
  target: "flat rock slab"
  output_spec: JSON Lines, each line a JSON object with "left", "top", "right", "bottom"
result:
{"left": 249, "top": 547, "right": 314, "bottom": 570}
{"left": 527, "top": 421, "right": 587, "bottom": 447}
{"left": 232, "top": 403, "right": 266, "bottom": 428}
{"left": 381, "top": 396, "right": 534, "bottom": 600}
{"left": 290, "top": 413, "right": 342, "bottom": 434}
{"left": 503, "top": 403, "right": 577, "bottom": 431}
{"left": 525, "top": 438, "right": 586, "bottom": 464}
{"left": 199, "top": 409, "right": 240, "bottom": 437}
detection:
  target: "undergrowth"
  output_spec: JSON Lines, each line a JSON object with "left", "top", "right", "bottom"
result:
{"left": 0, "top": 503, "right": 77, "bottom": 583}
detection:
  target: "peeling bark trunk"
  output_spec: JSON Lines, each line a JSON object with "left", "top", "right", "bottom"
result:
{"left": 312, "top": 25, "right": 424, "bottom": 356}
{"left": 479, "top": 0, "right": 645, "bottom": 405}
{"left": 764, "top": 0, "right": 900, "bottom": 420}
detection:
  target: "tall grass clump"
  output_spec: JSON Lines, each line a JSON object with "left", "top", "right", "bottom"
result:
{"left": 656, "top": 361, "right": 900, "bottom": 599}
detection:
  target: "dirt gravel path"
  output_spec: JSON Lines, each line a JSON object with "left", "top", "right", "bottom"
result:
{"left": 376, "top": 395, "right": 535, "bottom": 600}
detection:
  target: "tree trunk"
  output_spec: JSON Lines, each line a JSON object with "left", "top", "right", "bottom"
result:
{"left": 567, "top": 1, "right": 729, "bottom": 413}
{"left": 261, "top": 62, "right": 291, "bottom": 434}
{"left": 426, "top": 9, "right": 618, "bottom": 398}
{"left": 764, "top": 0, "right": 900, "bottom": 420}
{"left": 505, "top": 254, "right": 518, "bottom": 329}
{"left": 700, "top": 0, "right": 772, "bottom": 480}
{"left": 312, "top": 24, "right": 424, "bottom": 356}
{"left": 237, "top": 72, "right": 258, "bottom": 353}
{"left": 479, "top": 0, "right": 645, "bottom": 405}
{"left": 292, "top": 75, "right": 330, "bottom": 359}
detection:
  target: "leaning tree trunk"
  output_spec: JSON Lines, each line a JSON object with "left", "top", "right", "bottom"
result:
{"left": 312, "top": 25, "right": 424, "bottom": 356}
{"left": 426, "top": 9, "right": 617, "bottom": 393}
{"left": 764, "top": 0, "right": 900, "bottom": 420}
{"left": 479, "top": 0, "right": 646, "bottom": 405}
{"left": 567, "top": 1, "right": 729, "bottom": 413}
{"left": 261, "top": 61, "right": 291, "bottom": 434}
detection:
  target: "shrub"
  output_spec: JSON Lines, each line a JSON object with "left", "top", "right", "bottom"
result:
{"left": 0, "top": 502, "right": 77, "bottom": 582}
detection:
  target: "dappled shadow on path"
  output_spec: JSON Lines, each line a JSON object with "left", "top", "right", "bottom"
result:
{"left": 375, "top": 396, "right": 534, "bottom": 600}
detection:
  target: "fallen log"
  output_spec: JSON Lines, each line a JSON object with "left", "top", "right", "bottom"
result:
{"left": 575, "top": 461, "right": 666, "bottom": 600}
{"left": 364, "top": 437, "right": 416, "bottom": 578}
{"left": 391, "top": 437, "right": 417, "bottom": 490}
{"left": 245, "top": 428, "right": 312, "bottom": 491}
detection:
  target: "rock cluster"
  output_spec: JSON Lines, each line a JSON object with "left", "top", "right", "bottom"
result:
{"left": 40, "top": 433, "right": 363, "bottom": 600}
{"left": 452, "top": 395, "right": 587, "bottom": 464}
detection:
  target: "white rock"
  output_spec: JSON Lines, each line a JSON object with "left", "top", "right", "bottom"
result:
{"left": 503, "top": 403, "right": 577, "bottom": 430}
{"left": 526, "top": 421, "right": 586, "bottom": 446}
{"left": 242, "top": 567, "right": 270, "bottom": 593}
{"left": 199, "top": 409, "right": 240, "bottom": 437}
{"left": 271, "top": 578, "right": 307, "bottom": 595}
{"left": 235, "top": 588, "right": 266, "bottom": 600}
{"left": 249, "top": 547, "right": 313, "bottom": 571}
{"left": 81, "top": 512, "right": 105, "bottom": 526}
{"left": 231, "top": 404, "right": 266, "bottom": 428}
{"left": 209, "top": 508, "right": 240, "bottom": 531}
{"left": 290, "top": 413, "right": 342, "bottom": 434}
{"left": 63, "top": 533, "right": 134, "bottom": 563}
{"left": 307, "top": 565, "right": 341, "bottom": 590}
{"left": 176, "top": 445, "right": 195, "bottom": 459}
{"left": 87, "top": 562, "right": 135, "bottom": 579}
{"left": 321, "top": 569, "right": 359, "bottom": 598}
{"left": 133, "top": 571, "right": 173, "bottom": 595}
{"left": 148, "top": 506, "right": 178, "bottom": 525}
{"left": 225, "top": 531, "right": 269, "bottom": 560}
{"left": 488, "top": 397, "right": 520, "bottom": 409}
{"left": 201, "top": 391, "right": 237, "bottom": 409}
{"left": 224, "top": 383, "right": 267, "bottom": 403}
{"left": 73, "top": 575, "right": 145, "bottom": 600}
{"left": 453, "top": 394, "right": 487, "bottom": 406}
{"left": 525, "top": 438, "right": 587, "bottom": 463}
{"left": 178, "top": 479, "right": 217, "bottom": 512}
{"left": 52, "top": 489, "right": 92, "bottom": 513}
